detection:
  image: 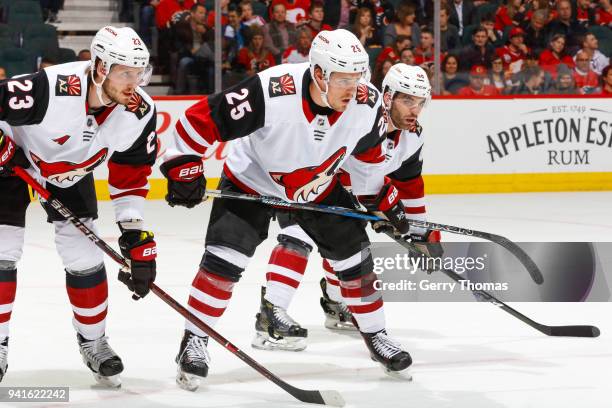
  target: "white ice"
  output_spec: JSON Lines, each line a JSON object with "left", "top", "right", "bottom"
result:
{"left": 3, "top": 192, "right": 611, "bottom": 408}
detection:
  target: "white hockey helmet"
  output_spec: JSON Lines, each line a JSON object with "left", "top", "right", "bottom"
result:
{"left": 382, "top": 63, "right": 431, "bottom": 101}
{"left": 309, "top": 29, "right": 369, "bottom": 80}
{"left": 90, "top": 26, "right": 152, "bottom": 85}
{"left": 309, "top": 29, "right": 369, "bottom": 108}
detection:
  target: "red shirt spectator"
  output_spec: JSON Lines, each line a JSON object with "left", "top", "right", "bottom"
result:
{"left": 573, "top": 50, "right": 600, "bottom": 93}
{"left": 376, "top": 35, "right": 411, "bottom": 65}
{"left": 601, "top": 65, "right": 612, "bottom": 95}
{"left": 414, "top": 29, "right": 435, "bottom": 65}
{"left": 281, "top": 28, "right": 311, "bottom": 63}
{"left": 538, "top": 34, "right": 575, "bottom": 78}
{"left": 207, "top": 12, "right": 229, "bottom": 27}
{"left": 458, "top": 65, "right": 500, "bottom": 96}
{"left": 495, "top": 27, "right": 529, "bottom": 72}
{"left": 494, "top": 1, "right": 525, "bottom": 32}
{"left": 271, "top": 0, "right": 311, "bottom": 24}
{"left": 156, "top": 0, "right": 195, "bottom": 29}
{"left": 237, "top": 27, "right": 276, "bottom": 75}
{"left": 596, "top": 1, "right": 612, "bottom": 26}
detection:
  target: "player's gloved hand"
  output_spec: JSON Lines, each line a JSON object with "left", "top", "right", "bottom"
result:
{"left": 360, "top": 182, "right": 410, "bottom": 235}
{"left": 118, "top": 225, "right": 157, "bottom": 299}
{"left": 405, "top": 230, "right": 443, "bottom": 273}
{"left": 160, "top": 155, "right": 206, "bottom": 208}
{"left": 0, "top": 130, "right": 29, "bottom": 177}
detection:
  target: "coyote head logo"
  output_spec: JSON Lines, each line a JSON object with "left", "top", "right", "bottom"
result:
{"left": 30, "top": 148, "right": 108, "bottom": 183}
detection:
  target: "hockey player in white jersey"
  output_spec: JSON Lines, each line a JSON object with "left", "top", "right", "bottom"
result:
{"left": 160, "top": 29, "right": 415, "bottom": 390}
{"left": 0, "top": 26, "right": 158, "bottom": 387}
{"left": 251, "top": 63, "right": 443, "bottom": 351}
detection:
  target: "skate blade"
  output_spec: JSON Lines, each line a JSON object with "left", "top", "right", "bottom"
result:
{"left": 382, "top": 366, "right": 412, "bottom": 381}
{"left": 251, "top": 331, "right": 307, "bottom": 352}
{"left": 176, "top": 369, "right": 201, "bottom": 392}
{"left": 324, "top": 317, "right": 358, "bottom": 332}
{"left": 93, "top": 373, "right": 121, "bottom": 388}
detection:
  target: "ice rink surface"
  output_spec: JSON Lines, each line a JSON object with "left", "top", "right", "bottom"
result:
{"left": 3, "top": 191, "right": 611, "bottom": 408}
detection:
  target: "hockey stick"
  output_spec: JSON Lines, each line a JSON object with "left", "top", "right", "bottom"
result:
{"left": 385, "top": 231, "right": 600, "bottom": 338}
{"left": 13, "top": 167, "right": 345, "bottom": 407}
{"left": 205, "top": 189, "right": 544, "bottom": 284}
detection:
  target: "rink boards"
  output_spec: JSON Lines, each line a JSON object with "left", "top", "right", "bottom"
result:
{"left": 90, "top": 95, "right": 612, "bottom": 199}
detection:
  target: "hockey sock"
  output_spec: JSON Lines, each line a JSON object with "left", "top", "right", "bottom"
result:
{"left": 339, "top": 272, "right": 385, "bottom": 333}
{"left": 0, "top": 262, "right": 17, "bottom": 340}
{"left": 65, "top": 264, "right": 108, "bottom": 341}
{"left": 322, "top": 259, "right": 343, "bottom": 303}
{"left": 186, "top": 268, "right": 235, "bottom": 337}
{"left": 264, "top": 242, "right": 310, "bottom": 310}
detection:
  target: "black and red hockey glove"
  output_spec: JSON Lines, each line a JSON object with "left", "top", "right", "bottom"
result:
{"left": 118, "top": 227, "right": 157, "bottom": 299}
{"left": 360, "top": 182, "right": 410, "bottom": 235}
{"left": 407, "top": 229, "right": 444, "bottom": 262}
{"left": 160, "top": 155, "right": 206, "bottom": 208}
{"left": 0, "top": 130, "right": 29, "bottom": 177}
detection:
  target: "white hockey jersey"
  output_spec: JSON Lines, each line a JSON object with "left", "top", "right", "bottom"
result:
{"left": 0, "top": 61, "right": 158, "bottom": 222}
{"left": 164, "top": 62, "right": 388, "bottom": 202}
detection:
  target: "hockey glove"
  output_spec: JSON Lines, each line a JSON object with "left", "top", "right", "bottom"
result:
{"left": 360, "top": 182, "right": 410, "bottom": 235}
{"left": 407, "top": 229, "right": 443, "bottom": 262}
{"left": 118, "top": 227, "right": 157, "bottom": 299}
{"left": 160, "top": 155, "right": 206, "bottom": 208}
{"left": 0, "top": 131, "right": 29, "bottom": 177}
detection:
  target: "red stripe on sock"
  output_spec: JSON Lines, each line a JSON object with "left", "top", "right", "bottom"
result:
{"left": 188, "top": 295, "right": 226, "bottom": 317}
{"left": 266, "top": 272, "right": 300, "bottom": 288}
{"left": 192, "top": 269, "right": 233, "bottom": 300}
{"left": 73, "top": 308, "right": 107, "bottom": 325}
{"left": 66, "top": 281, "right": 108, "bottom": 309}
{"left": 0, "top": 282, "right": 16, "bottom": 304}
{"left": 348, "top": 298, "right": 383, "bottom": 314}
{"left": 269, "top": 246, "right": 307, "bottom": 273}
{"left": 0, "top": 311, "right": 12, "bottom": 323}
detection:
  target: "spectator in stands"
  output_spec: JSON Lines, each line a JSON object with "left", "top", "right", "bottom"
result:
{"left": 575, "top": 0, "right": 596, "bottom": 28}
{"left": 414, "top": 29, "right": 435, "bottom": 65}
{"left": 449, "top": 0, "right": 475, "bottom": 37}
{"left": 513, "top": 65, "right": 546, "bottom": 94}
{"left": 489, "top": 55, "right": 512, "bottom": 93}
{"left": 539, "top": 34, "right": 574, "bottom": 78}
{"left": 496, "top": 27, "right": 530, "bottom": 72}
{"left": 139, "top": 0, "right": 160, "bottom": 47}
{"left": 0, "top": 67, "right": 6, "bottom": 81}
{"left": 299, "top": 2, "right": 333, "bottom": 38}
{"left": 377, "top": 34, "right": 411, "bottom": 64}
{"left": 207, "top": 0, "right": 230, "bottom": 27}
{"left": 263, "top": 2, "right": 298, "bottom": 62}
{"left": 156, "top": 0, "right": 195, "bottom": 29}
{"left": 41, "top": 0, "right": 62, "bottom": 23}
{"left": 282, "top": 28, "right": 311, "bottom": 63}
{"left": 524, "top": 0, "right": 556, "bottom": 23}
{"left": 372, "top": 58, "right": 394, "bottom": 90}
{"left": 384, "top": 3, "right": 421, "bottom": 47}
{"left": 577, "top": 32, "right": 610, "bottom": 75}
{"left": 273, "top": 0, "right": 311, "bottom": 24}
{"left": 237, "top": 25, "right": 276, "bottom": 76}
{"left": 441, "top": 54, "right": 469, "bottom": 94}
{"left": 573, "top": 49, "right": 601, "bottom": 93}
{"left": 77, "top": 49, "right": 91, "bottom": 62}
{"left": 596, "top": 0, "right": 612, "bottom": 26}
{"left": 458, "top": 65, "right": 499, "bottom": 95}
{"left": 173, "top": 3, "right": 213, "bottom": 94}
{"left": 522, "top": 9, "right": 550, "bottom": 55}
{"left": 351, "top": 7, "right": 380, "bottom": 47}
{"left": 548, "top": 0, "right": 588, "bottom": 52}
{"left": 601, "top": 64, "right": 612, "bottom": 95}
{"left": 432, "top": 5, "right": 460, "bottom": 52}
{"left": 552, "top": 63, "right": 578, "bottom": 94}
{"left": 322, "top": 0, "right": 356, "bottom": 30}
{"left": 481, "top": 13, "right": 504, "bottom": 48}
{"left": 224, "top": 4, "right": 251, "bottom": 68}
{"left": 399, "top": 48, "right": 416, "bottom": 65}
{"left": 459, "top": 26, "right": 495, "bottom": 70}
{"left": 240, "top": 0, "right": 266, "bottom": 27}
{"left": 494, "top": 0, "right": 527, "bottom": 33}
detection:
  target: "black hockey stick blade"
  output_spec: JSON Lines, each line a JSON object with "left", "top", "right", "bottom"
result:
{"left": 543, "top": 325, "right": 601, "bottom": 338}
{"left": 482, "top": 234, "right": 544, "bottom": 285}
{"left": 286, "top": 385, "right": 346, "bottom": 407}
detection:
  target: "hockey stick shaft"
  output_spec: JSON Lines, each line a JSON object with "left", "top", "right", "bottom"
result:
{"left": 205, "top": 189, "right": 544, "bottom": 284}
{"left": 385, "top": 231, "right": 600, "bottom": 338}
{"left": 14, "top": 167, "right": 344, "bottom": 407}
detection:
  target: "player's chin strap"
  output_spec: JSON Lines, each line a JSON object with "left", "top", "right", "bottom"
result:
{"left": 384, "top": 88, "right": 405, "bottom": 131}
{"left": 312, "top": 73, "right": 332, "bottom": 109}
{"left": 90, "top": 66, "right": 113, "bottom": 107}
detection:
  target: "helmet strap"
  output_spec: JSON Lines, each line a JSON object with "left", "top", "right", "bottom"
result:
{"left": 90, "top": 63, "right": 113, "bottom": 107}
{"left": 312, "top": 67, "right": 333, "bottom": 109}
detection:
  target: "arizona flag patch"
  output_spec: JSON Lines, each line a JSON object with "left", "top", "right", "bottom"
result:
{"left": 268, "top": 74, "right": 296, "bottom": 98}
{"left": 356, "top": 83, "right": 378, "bottom": 108}
{"left": 127, "top": 92, "right": 151, "bottom": 119}
{"left": 55, "top": 74, "right": 82, "bottom": 96}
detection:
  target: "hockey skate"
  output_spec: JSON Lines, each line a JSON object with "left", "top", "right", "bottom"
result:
{"left": 0, "top": 337, "right": 7, "bottom": 382}
{"left": 77, "top": 334, "right": 123, "bottom": 387}
{"left": 176, "top": 330, "right": 210, "bottom": 391}
{"left": 319, "top": 278, "right": 358, "bottom": 331}
{"left": 362, "top": 329, "right": 413, "bottom": 380}
{"left": 251, "top": 287, "right": 307, "bottom": 352}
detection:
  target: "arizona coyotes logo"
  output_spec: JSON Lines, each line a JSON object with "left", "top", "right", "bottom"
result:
{"left": 127, "top": 92, "right": 151, "bottom": 120}
{"left": 270, "top": 147, "right": 346, "bottom": 202}
{"left": 356, "top": 83, "right": 377, "bottom": 107}
{"left": 30, "top": 148, "right": 108, "bottom": 183}
{"left": 55, "top": 74, "right": 82, "bottom": 96}
{"left": 268, "top": 74, "right": 296, "bottom": 98}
